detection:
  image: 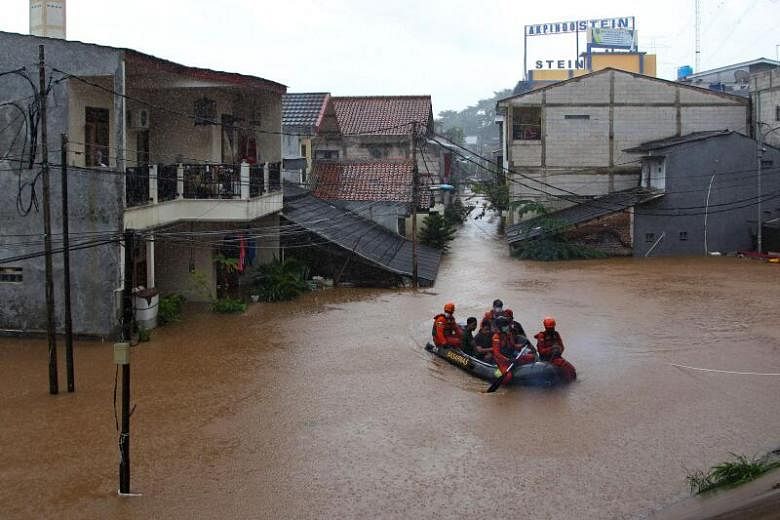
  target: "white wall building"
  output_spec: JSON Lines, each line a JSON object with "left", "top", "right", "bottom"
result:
{"left": 496, "top": 68, "right": 750, "bottom": 221}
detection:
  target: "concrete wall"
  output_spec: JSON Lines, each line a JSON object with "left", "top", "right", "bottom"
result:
{"left": 751, "top": 68, "right": 780, "bottom": 149}
{"left": 633, "top": 133, "right": 780, "bottom": 256}
{"left": 0, "top": 32, "right": 124, "bottom": 336}
{"left": 501, "top": 70, "right": 749, "bottom": 220}
{"left": 153, "top": 214, "right": 280, "bottom": 301}
{"left": 334, "top": 201, "right": 406, "bottom": 234}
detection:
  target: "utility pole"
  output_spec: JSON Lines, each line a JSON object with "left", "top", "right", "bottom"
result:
{"left": 411, "top": 122, "right": 419, "bottom": 288}
{"left": 61, "top": 134, "right": 74, "bottom": 392}
{"left": 39, "top": 44, "right": 58, "bottom": 395}
{"left": 119, "top": 229, "right": 134, "bottom": 494}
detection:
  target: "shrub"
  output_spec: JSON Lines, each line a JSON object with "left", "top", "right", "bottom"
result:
{"left": 686, "top": 453, "right": 780, "bottom": 495}
{"left": 241, "top": 258, "right": 310, "bottom": 302}
{"left": 443, "top": 197, "right": 473, "bottom": 226}
{"left": 418, "top": 212, "right": 456, "bottom": 252}
{"left": 210, "top": 297, "right": 247, "bottom": 314}
{"left": 158, "top": 294, "right": 185, "bottom": 325}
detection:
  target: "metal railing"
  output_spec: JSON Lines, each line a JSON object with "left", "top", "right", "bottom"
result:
{"left": 125, "top": 161, "right": 282, "bottom": 208}
{"left": 126, "top": 166, "right": 150, "bottom": 207}
{"left": 183, "top": 164, "right": 241, "bottom": 199}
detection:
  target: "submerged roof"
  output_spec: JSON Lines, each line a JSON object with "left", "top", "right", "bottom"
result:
{"left": 506, "top": 188, "right": 664, "bottom": 245}
{"left": 331, "top": 95, "right": 432, "bottom": 135}
{"left": 282, "top": 183, "right": 441, "bottom": 284}
{"left": 624, "top": 130, "right": 733, "bottom": 152}
{"left": 282, "top": 93, "right": 330, "bottom": 131}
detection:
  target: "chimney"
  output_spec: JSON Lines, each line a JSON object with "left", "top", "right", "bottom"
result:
{"left": 30, "top": 0, "right": 66, "bottom": 39}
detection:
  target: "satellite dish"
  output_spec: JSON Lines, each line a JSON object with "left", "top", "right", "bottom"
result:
{"left": 734, "top": 70, "right": 750, "bottom": 84}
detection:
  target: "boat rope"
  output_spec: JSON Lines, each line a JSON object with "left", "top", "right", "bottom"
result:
{"left": 670, "top": 363, "right": 780, "bottom": 376}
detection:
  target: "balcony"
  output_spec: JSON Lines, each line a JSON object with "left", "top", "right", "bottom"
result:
{"left": 124, "top": 161, "right": 283, "bottom": 230}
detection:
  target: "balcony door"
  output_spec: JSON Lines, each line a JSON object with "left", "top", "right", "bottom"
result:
{"left": 85, "top": 107, "right": 109, "bottom": 167}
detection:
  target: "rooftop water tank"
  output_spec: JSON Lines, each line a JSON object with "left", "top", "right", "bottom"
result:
{"left": 677, "top": 65, "right": 693, "bottom": 80}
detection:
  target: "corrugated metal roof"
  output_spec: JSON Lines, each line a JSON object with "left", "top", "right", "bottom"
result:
{"left": 623, "top": 130, "right": 732, "bottom": 152}
{"left": 282, "top": 183, "right": 441, "bottom": 284}
{"left": 282, "top": 93, "right": 330, "bottom": 131}
{"left": 506, "top": 188, "right": 664, "bottom": 245}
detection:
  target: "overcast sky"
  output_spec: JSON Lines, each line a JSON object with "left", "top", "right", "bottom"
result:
{"left": 2, "top": 0, "right": 778, "bottom": 114}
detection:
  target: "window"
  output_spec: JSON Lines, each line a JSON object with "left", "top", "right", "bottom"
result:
{"left": 761, "top": 159, "right": 774, "bottom": 168}
{"left": 776, "top": 105, "right": 780, "bottom": 121}
{"left": 645, "top": 232, "right": 656, "bottom": 243}
{"left": 314, "top": 150, "right": 339, "bottom": 160}
{"left": 85, "top": 107, "right": 109, "bottom": 167}
{"left": 679, "top": 231, "right": 688, "bottom": 241}
{"left": 300, "top": 143, "right": 307, "bottom": 158}
{"left": 0, "top": 267, "right": 23, "bottom": 283}
{"left": 512, "top": 106, "right": 541, "bottom": 140}
{"left": 564, "top": 114, "right": 590, "bottom": 120}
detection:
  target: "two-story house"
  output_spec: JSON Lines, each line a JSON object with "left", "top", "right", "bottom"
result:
{"left": 0, "top": 31, "right": 285, "bottom": 336}
{"left": 496, "top": 68, "right": 750, "bottom": 224}
{"left": 310, "top": 95, "right": 442, "bottom": 235}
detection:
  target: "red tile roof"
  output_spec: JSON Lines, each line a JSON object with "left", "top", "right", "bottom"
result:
{"left": 312, "top": 161, "right": 430, "bottom": 206}
{"left": 331, "top": 96, "right": 432, "bottom": 136}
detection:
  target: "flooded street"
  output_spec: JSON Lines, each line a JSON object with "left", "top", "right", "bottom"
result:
{"left": 2, "top": 212, "right": 779, "bottom": 519}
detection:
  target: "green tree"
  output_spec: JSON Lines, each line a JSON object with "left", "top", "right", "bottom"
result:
{"left": 510, "top": 203, "right": 607, "bottom": 261}
{"left": 418, "top": 212, "right": 456, "bottom": 252}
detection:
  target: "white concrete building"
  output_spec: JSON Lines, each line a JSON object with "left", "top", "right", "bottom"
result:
{"left": 496, "top": 68, "right": 750, "bottom": 222}
{"left": 751, "top": 68, "right": 780, "bottom": 148}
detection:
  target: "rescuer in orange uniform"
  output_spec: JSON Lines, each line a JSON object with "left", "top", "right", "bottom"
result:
{"left": 534, "top": 317, "right": 577, "bottom": 382}
{"left": 432, "top": 302, "right": 463, "bottom": 348}
{"left": 491, "top": 316, "right": 536, "bottom": 384}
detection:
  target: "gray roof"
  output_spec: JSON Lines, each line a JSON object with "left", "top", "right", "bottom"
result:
{"left": 506, "top": 188, "right": 664, "bottom": 245}
{"left": 624, "top": 130, "right": 732, "bottom": 153}
{"left": 282, "top": 183, "right": 441, "bottom": 284}
{"left": 282, "top": 93, "right": 329, "bottom": 131}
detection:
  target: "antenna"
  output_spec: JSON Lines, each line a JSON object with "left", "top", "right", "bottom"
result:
{"left": 695, "top": 0, "right": 701, "bottom": 71}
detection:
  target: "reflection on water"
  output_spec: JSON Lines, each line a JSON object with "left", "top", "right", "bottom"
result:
{"left": 1, "top": 212, "right": 779, "bottom": 519}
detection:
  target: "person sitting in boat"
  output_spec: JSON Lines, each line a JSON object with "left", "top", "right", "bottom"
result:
{"left": 492, "top": 316, "right": 536, "bottom": 384}
{"left": 474, "top": 318, "right": 494, "bottom": 361}
{"left": 432, "top": 302, "right": 463, "bottom": 348}
{"left": 459, "top": 317, "right": 479, "bottom": 356}
{"left": 534, "top": 317, "right": 577, "bottom": 382}
{"left": 483, "top": 299, "right": 507, "bottom": 330}
{"left": 503, "top": 308, "right": 528, "bottom": 340}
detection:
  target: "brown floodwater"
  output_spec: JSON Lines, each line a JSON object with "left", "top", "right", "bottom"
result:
{"left": 1, "top": 212, "right": 779, "bottom": 519}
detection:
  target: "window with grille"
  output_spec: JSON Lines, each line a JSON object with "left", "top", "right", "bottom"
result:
{"left": 512, "top": 106, "right": 542, "bottom": 140}
{"left": 645, "top": 232, "right": 656, "bottom": 243}
{"left": 679, "top": 231, "right": 688, "bottom": 241}
{"left": 0, "top": 267, "right": 23, "bottom": 283}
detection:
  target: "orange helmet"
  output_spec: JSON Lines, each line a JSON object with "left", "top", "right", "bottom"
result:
{"left": 504, "top": 308, "right": 513, "bottom": 318}
{"left": 543, "top": 317, "right": 556, "bottom": 329}
{"left": 444, "top": 302, "right": 455, "bottom": 313}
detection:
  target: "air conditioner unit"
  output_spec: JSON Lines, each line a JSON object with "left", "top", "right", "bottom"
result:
{"left": 128, "top": 108, "right": 150, "bottom": 130}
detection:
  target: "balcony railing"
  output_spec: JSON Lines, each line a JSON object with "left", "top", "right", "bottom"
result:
{"left": 126, "top": 166, "right": 150, "bottom": 207}
{"left": 125, "top": 161, "right": 282, "bottom": 208}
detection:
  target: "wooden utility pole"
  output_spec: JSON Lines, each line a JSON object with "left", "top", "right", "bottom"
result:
{"left": 61, "top": 134, "right": 74, "bottom": 392}
{"left": 411, "top": 122, "right": 419, "bottom": 288}
{"left": 39, "top": 44, "right": 58, "bottom": 395}
{"left": 119, "top": 229, "right": 134, "bottom": 494}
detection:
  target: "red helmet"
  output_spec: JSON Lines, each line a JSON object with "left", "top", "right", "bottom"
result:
{"left": 444, "top": 302, "right": 455, "bottom": 313}
{"left": 504, "top": 308, "right": 513, "bottom": 318}
{"left": 543, "top": 317, "right": 556, "bottom": 329}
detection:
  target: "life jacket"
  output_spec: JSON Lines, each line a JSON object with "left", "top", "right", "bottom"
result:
{"left": 432, "top": 313, "right": 456, "bottom": 337}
